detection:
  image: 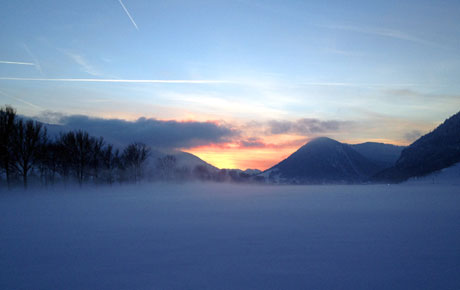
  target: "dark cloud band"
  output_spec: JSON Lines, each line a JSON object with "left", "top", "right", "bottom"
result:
{"left": 43, "top": 114, "right": 236, "bottom": 149}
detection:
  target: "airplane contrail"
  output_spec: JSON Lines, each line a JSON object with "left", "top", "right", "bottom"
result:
{"left": 0, "top": 90, "right": 43, "bottom": 110}
{"left": 118, "top": 0, "right": 139, "bottom": 30}
{"left": 0, "top": 77, "right": 228, "bottom": 84}
{"left": 299, "top": 82, "right": 420, "bottom": 87}
{"left": 0, "top": 60, "right": 35, "bottom": 66}
{"left": 0, "top": 77, "right": 420, "bottom": 87}
{"left": 319, "top": 24, "right": 443, "bottom": 48}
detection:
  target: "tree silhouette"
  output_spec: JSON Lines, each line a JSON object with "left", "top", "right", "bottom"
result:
{"left": 156, "top": 155, "right": 177, "bottom": 181}
{"left": 121, "top": 143, "right": 150, "bottom": 183}
{"left": 38, "top": 141, "right": 60, "bottom": 186}
{"left": 59, "top": 131, "right": 95, "bottom": 186}
{"left": 193, "top": 165, "right": 212, "bottom": 181}
{"left": 90, "top": 137, "right": 105, "bottom": 182}
{"left": 0, "top": 106, "right": 17, "bottom": 189}
{"left": 11, "top": 119, "right": 46, "bottom": 188}
{"left": 101, "top": 144, "right": 120, "bottom": 185}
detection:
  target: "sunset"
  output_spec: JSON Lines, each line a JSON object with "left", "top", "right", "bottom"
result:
{"left": 1, "top": 1, "right": 460, "bottom": 289}
{"left": 2, "top": 0, "right": 460, "bottom": 170}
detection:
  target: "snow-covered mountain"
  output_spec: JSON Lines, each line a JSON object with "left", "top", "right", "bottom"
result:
{"left": 374, "top": 111, "right": 460, "bottom": 183}
{"left": 261, "top": 137, "right": 384, "bottom": 184}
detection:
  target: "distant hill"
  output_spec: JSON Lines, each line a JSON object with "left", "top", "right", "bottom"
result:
{"left": 261, "top": 137, "right": 385, "bottom": 184}
{"left": 374, "top": 111, "right": 460, "bottom": 183}
{"left": 351, "top": 142, "right": 405, "bottom": 168}
{"left": 170, "top": 151, "right": 218, "bottom": 172}
{"left": 220, "top": 168, "right": 262, "bottom": 175}
{"left": 243, "top": 169, "right": 262, "bottom": 175}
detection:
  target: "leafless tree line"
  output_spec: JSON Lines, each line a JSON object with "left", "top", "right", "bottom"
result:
{"left": 1, "top": 106, "right": 150, "bottom": 189}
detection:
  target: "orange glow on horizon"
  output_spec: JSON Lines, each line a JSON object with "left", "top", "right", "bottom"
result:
{"left": 184, "top": 145, "right": 297, "bottom": 170}
{"left": 183, "top": 135, "right": 310, "bottom": 170}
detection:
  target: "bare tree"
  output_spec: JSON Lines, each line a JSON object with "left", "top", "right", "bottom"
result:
{"left": 156, "top": 155, "right": 177, "bottom": 181}
{"left": 0, "top": 106, "right": 17, "bottom": 189}
{"left": 90, "top": 137, "right": 104, "bottom": 182}
{"left": 59, "top": 131, "right": 94, "bottom": 186}
{"left": 101, "top": 144, "right": 120, "bottom": 185}
{"left": 11, "top": 119, "right": 46, "bottom": 189}
{"left": 193, "top": 165, "right": 212, "bottom": 181}
{"left": 38, "top": 141, "right": 60, "bottom": 186}
{"left": 36, "top": 132, "right": 50, "bottom": 186}
{"left": 121, "top": 143, "right": 150, "bottom": 183}
{"left": 55, "top": 141, "right": 71, "bottom": 184}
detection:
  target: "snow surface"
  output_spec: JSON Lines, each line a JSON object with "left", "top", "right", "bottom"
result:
{"left": 1, "top": 183, "right": 460, "bottom": 290}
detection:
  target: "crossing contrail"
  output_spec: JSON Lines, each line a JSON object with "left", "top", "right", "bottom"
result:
{"left": 23, "top": 44, "right": 44, "bottom": 76}
{"left": 118, "top": 0, "right": 139, "bottom": 30}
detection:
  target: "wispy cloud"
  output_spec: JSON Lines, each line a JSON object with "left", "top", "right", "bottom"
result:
{"left": 118, "top": 0, "right": 139, "bottom": 30}
{"left": 383, "top": 88, "right": 460, "bottom": 101}
{"left": 267, "top": 118, "right": 351, "bottom": 135}
{"left": 0, "top": 90, "right": 43, "bottom": 110}
{"left": 64, "top": 52, "right": 103, "bottom": 77}
{"left": 0, "top": 60, "right": 35, "bottom": 66}
{"left": 404, "top": 130, "right": 423, "bottom": 142}
{"left": 321, "top": 24, "right": 442, "bottom": 47}
{"left": 0, "top": 77, "right": 228, "bottom": 84}
{"left": 323, "top": 48, "right": 361, "bottom": 57}
{"left": 229, "top": 76, "right": 423, "bottom": 89}
{"left": 160, "top": 91, "right": 286, "bottom": 119}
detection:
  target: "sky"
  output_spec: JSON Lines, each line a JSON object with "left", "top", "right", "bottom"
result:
{"left": 1, "top": 0, "right": 460, "bottom": 170}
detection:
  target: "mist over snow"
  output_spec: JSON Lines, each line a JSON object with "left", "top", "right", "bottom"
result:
{"left": 1, "top": 183, "right": 460, "bottom": 290}
{"left": 405, "top": 162, "right": 460, "bottom": 185}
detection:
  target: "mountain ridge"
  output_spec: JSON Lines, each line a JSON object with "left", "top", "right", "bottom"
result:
{"left": 373, "top": 111, "right": 460, "bottom": 183}
{"left": 261, "top": 137, "right": 397, "bottom": 184}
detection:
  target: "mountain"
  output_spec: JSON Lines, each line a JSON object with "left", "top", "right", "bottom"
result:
{"left": 220, "top": 168, "right": 261, "bottom": 175}
{"left": 261, "top": 137, "right": 384, "bottom": 184}
{"left": 243, "top": 169, "right": 262, "bottom": 175}
{"left": 170, "top": 151, "right": 218, "bottom": 172}
{"left": 351, "top": 142, "right": 405, "bottom": 168}
{"left": 374, "top": 111, "right": 460, "bottom": 183}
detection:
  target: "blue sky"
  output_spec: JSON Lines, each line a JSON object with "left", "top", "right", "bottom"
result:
{"left": 1, "top": 0, "right": 460, "bottom": 168}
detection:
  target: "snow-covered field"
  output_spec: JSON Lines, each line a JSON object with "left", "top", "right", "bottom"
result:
{"left": 1, "top": 183, "right": 459, "bottom": 290}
